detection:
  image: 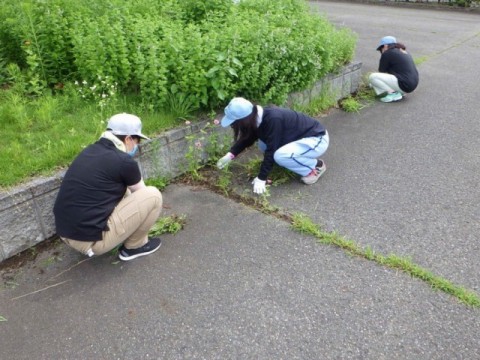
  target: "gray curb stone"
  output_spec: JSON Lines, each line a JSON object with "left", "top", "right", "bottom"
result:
{"left": 0, "top": 61, "right": 362, "bottom": 263}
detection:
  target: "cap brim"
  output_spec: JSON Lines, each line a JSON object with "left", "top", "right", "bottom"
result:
{"left": 221, "top": 115, "right": 236, "bottom": 128}
{"left": 138, "top": 133, "right": 150, "bottom": 140}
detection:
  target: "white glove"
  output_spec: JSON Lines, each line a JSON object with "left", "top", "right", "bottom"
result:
{"left": 252, "top": 177, "right": 267, "bottom": 194}
{"left": 217, "top": 152, "right": 235, "bottom": 169}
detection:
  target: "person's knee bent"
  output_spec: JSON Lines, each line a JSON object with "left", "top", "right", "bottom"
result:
{"left": 368, "top": 73, "right": 377, "bottom": 84}
{"left": 145, "top": 186, "right": 162, "bottom": 209}
{"left": 135, "top": 186, "right": 163, "bottom": 213}
{"left": 273, "top": 150, "right": 290, "bottom": 167}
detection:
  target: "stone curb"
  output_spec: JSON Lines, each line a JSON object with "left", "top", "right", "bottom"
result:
{"left": 0, "top": 61, "right": 362, "bottom": 263}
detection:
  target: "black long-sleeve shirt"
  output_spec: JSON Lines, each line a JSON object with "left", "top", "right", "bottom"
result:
{"left": 379, "top": 48, "right": 419, "bottom": 93}
{"left": 230, "top": 107, "right": 326, "bottom": 180}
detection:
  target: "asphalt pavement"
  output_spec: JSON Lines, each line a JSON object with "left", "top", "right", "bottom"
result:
{"left": 1, "top": 2, "right": 479, "bottom": 359}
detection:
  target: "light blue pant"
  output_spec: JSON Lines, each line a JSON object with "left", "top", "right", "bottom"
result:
{"left": 264, "top": 131, "right": 329, "bottom": 177}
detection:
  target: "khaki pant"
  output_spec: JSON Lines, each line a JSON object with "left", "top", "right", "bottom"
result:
{"left": 62, "top": 186, "right": 163, "bottom": 256}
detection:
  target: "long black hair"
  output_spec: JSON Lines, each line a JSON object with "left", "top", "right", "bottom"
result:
{"left": 387, "top": 42, "right": 407, "bottom": 50}
{"left": 232, "top": 104, "right": 258, "bottom": 143}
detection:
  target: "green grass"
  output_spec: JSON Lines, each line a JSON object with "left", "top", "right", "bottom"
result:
{"left": 145, "top": 176, "right": 170, "bottom": 191}
{"left": 0, "top": 87, "right": 181, "bottom": 188}
{"left": 290, "top": 213, "right": 480, "bottom": 308}
{"left": 292, "top": 87, "right": 338, "bottom": 117}
{"left": 414, "top": 56, "right": 429, "bottom": 66}
{"left": 242, "top": 156, "right": 297, "bottom": 185}
{"left": 340, "top": 96, "right": 363, "bottom": 113}
{"left": 149, "top": 214, "right": 187, "bottom": 236}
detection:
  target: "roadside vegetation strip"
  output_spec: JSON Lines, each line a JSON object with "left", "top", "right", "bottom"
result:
{"left": 177, "top": 138, "right": 480, "bottom": 308}
{"left": 179, "top": 168, "right": 480, "bottom": 308}
{"left": 290, "top": 212, "right": 480, "bottom": 308}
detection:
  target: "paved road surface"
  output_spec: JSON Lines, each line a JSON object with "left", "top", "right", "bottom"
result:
{"left": 1, "top": 2, "right": 479, "bottom": 359}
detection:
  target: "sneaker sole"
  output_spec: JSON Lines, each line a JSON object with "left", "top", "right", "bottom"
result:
{"left": 380, "top": 96, "right": 403, "bottom": 103}
{"left": 301, "top": 166, "right": 326, "bottom": 185}
{"left": 118, "top": 242, "right": 162, "bottom": 261}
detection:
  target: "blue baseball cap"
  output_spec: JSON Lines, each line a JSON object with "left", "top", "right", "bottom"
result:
{"left": 376, "top": 36, "right": 397, "bottom": 51}
{"left": 221, "top": 97, "right": 254, "bottom": 127}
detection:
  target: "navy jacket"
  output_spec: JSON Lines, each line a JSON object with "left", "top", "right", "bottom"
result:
{"left": 230, "top": 107, "right": 325, "bottom": 180}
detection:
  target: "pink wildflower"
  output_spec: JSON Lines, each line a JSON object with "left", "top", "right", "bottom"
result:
{"left": 213, "top": 119, "right": 220, "bottom": 125}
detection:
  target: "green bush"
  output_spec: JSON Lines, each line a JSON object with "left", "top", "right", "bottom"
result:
{"left": 0, "top": 0, "right": 357, "bottom": 187}
{"left": 0, "top": 0, "right": 356, "bottom": 109}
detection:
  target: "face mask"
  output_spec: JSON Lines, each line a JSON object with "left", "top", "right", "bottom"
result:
{"left": 127, "top": 144, "right": 139, "bottom": 157}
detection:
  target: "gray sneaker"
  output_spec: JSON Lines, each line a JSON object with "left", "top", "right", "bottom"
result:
{"left": 301, "top": 160, "right": 326, "bottom": 185}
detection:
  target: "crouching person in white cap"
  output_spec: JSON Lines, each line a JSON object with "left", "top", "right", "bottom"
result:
{"left": 216, "top": 97, "right": 329, "bottom": 194}
{"left": 54, "top": 113, "right": 163, "bottom": 261}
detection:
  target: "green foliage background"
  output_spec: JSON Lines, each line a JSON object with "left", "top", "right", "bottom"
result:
{"left": 0, "top": 0, "right": 356, "bottom": 109}
{"left": 0, "top": 0, "right": 356, "bottom": 187}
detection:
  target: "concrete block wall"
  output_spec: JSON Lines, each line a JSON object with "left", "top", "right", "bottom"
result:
{"left": 286, "top": 62, "right": 362, "bottom": 108}
{"left": 0, "top": 61, "right": 362, "bottom": 263}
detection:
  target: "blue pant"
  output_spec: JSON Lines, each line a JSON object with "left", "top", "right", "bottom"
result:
{"left": 268, "top": 131, "right": 329, "bottom": 177}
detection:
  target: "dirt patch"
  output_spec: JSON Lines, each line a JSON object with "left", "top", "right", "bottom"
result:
{"left": 0, "top": 236, "right": 79, "bottom": 290}
{"left": 0, "top": 237, "right": 63, "bottom": 272}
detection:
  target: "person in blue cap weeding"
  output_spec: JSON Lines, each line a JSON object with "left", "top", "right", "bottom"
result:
{"left": 369, "top": 35, "right": 419, "bottom": 103}
{"left": 216, "top": 97, "right": 329, "bottom": 194}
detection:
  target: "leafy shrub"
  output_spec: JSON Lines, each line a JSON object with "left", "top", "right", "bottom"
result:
{"left": 0, "top": 0, "right": 356, "bottom": 109}
{"left": 0, "top": 0, "right": 357, "bottom": 187}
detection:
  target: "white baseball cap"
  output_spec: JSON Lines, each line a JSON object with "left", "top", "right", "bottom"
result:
{"left": 107, "top": 113, "right": 150, "bottom": 140}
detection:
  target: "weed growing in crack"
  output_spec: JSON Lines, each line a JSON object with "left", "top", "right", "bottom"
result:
{"left": 251, "top": 188, "right": 282, "bottom": 214}
{"left": 290, "top": 212, "right": 480, "bottom": 308}
{"left": 217, "top": 167, "right": 233, "bottom": 196}
{"left": 414, "top": 56, "right": 429, "bottom": 66}
{"left": 181, "top": 163, "right": 480, "bottom": 308}
{"left": 149, "top": 214, "right": 187, "bottom": 236}
{"left": 145, "top": 176, "right": 170, "bottom": 191}
{"left": 40, "top": 255, "right": 62, "bottom": 268}
{"left": 109, "top": 214, "right": 187, "bottom": 259}
{"left": 242, "top": 156, "right": 296, "bottom": 186}
{"left": 185, "top": 132, "right": 205, "bottom": 181}
{"left": 205, "top": 125, "right": 230, "bottom": 167}
{"left": 340, "top": 96, "right": 363, "bottom": 113}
